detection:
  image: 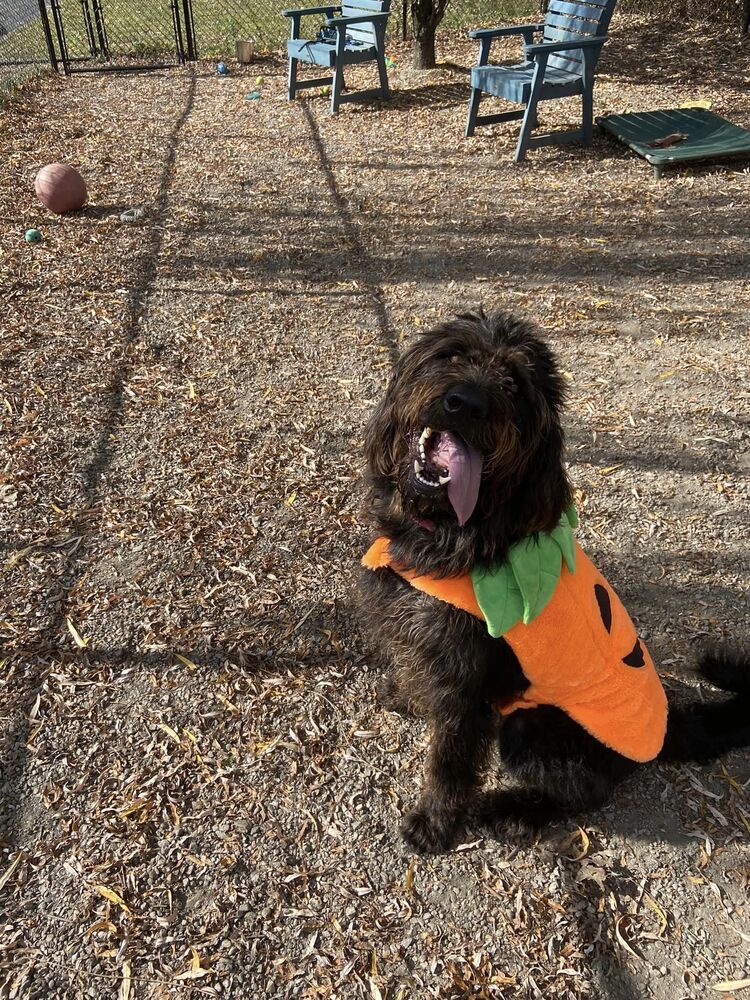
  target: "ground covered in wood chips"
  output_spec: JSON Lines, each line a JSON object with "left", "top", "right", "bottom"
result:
{"left": 1, "top": 15, "right": 750, "bottom": 999}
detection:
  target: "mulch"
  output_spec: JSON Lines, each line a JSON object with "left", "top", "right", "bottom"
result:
{"left": 1, "top": 15, "right": 749, "bottom": 999}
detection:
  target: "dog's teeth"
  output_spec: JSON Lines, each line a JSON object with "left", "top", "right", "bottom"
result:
{"left": 414, "top": 459, "right": 424, "bottom": 474}
{"left": 438, "top": 474, "right": 450, "bottom": 485}
{"left": 419, "top": 427, "right": 432, "bottom": 446}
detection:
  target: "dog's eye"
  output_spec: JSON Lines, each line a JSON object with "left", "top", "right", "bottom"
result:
{"left": 449, "top": 354, "right": 462, "bottom": 364}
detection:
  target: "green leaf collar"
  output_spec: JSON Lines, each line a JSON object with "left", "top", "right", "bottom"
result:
{"left": 471, "top": 506, "right": 578, "bottom": 638}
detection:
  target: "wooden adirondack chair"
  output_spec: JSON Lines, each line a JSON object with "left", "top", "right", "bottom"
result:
{"left": 465, "top": 0, "right": 617, "bottom": 162}
{"left": 283, "top": 0, "right": 391, "bottom": 115}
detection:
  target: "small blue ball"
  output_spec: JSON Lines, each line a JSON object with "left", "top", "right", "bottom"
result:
{"left": 25, "top": 228, "right": 42, "bottom": 243}
{"left": 217, "top": 61, "right": 228, "bottom": 75}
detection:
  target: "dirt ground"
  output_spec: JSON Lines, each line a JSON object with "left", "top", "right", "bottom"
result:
{"left": 1, "top": 15, "right": 750, "bottom": 999}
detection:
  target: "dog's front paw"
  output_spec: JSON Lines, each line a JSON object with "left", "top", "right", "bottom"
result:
{"left": 401, "top": 806, "right": 460, "bottom": 854}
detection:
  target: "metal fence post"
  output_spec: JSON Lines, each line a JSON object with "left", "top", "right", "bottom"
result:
{"left": 182, "top": 0, "right": 197, "bottom": 60}
{"left": 171, "top": 0, "right": 186, "bottom": 62}
{"left": 49, "top": 0, "right": 70, "bottom": 74}
{"left": 91, "top": 0, "right": 109, "bottom": 58}
{"left": 37, "top": 0, "right": 59, "bottom": 72}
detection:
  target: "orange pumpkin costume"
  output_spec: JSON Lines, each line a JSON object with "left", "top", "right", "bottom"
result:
{"left": 363, "top": 536, "right": 668, "bottom": 763}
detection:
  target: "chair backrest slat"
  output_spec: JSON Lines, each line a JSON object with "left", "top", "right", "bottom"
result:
{"left": 547, "top": 0, "right": 607, "bottom": 19}
{"left": 346, "top": 24, "right": 377, "bottom": 43}
{"left": 343, "top": 0, "right": 389, "bottom": 9}
{"left": 541, "top": 0, "right": 616, "bottom": 76}
{"left": 544, "top": 12, "right": 600, "bottom": 36}
{"left": 341, "top": 0, "right": 388, "bottom": 45}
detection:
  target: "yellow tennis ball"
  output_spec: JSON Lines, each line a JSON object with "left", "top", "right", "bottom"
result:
{"left": 255, "top": 75, "right": 264, "bottom": 85}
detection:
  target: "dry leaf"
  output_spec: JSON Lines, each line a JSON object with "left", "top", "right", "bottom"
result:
{"left": 84, "top": 919, "right": 117, "bottom": 937}
{"left": 454, "top": 839, "right": 482, "bottom": 852}
{"left": 405, "top": 858, "right": 416, "bottom": 894}
{"left": 159, "top": 723, "right": 182, "bottom": 743}
{"left": 119, "top": 798, "right": 150, "bottom": 818}
{"left": 719, "top": 922, "right": 750, "bottom": 945}
{"left": 643, "top": 893, "right": 668, "bottom": 937}
{"left": 560, "top": 826, "right": 590, "bottom": 861}
{"left": 648, "top": 132, "right": 688, "bottom": 148}
{"left": 576, "top": 859, "right": 607, "bottom": 889}
{"left": 119, "top": 960, "right": 132, "bottom": 1000}
{"left": 93, "top": 885, "right": 132, "bottom": 915}
{"left": 174, "top": 947, "right": 209, "bottom": 980}
{"left": 615, "top": 914, "right": 644, "bottom": 960}
{"left": 0, "top": 853, "right": 24, "bottom": 891}
{"left": 66, "top": 617, "right": 89, "bottom": 648}
{"left": 711, "top": 980, "right": 750, "bottom": 993}
{"left": 175, "top": 967, "right": 210, "bottom": 981}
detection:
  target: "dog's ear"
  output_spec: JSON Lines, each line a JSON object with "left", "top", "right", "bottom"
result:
{"left": 364, "top": 363, "right": 400, "bottom": 480}
{"left": 513, "top": 418, "right": 571, "bottom": 534}
{"left": 501, "top": 331, "right": 572, "bottom": 534}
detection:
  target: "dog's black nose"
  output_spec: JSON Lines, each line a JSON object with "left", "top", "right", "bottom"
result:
{"left": 442, "top": 384, "right": 488, "bottom": 420}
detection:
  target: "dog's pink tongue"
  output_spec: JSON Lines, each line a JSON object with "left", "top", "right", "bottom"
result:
{"left": 429, "top": 432, "right": 483, "bottom": 526}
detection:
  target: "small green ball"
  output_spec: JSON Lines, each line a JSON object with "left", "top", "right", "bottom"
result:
{"left": 25, "top": 228, "right": 41, "bottom": 243}
{"left": 322, "top": 85, "right": 330, "bottom": 96}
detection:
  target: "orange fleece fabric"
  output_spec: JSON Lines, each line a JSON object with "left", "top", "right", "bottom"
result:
{"left": 363, "top": 537, "right": 668, "bottom": 762}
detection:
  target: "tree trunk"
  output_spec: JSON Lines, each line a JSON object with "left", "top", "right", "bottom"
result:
{"left": 412, "top": 22, "right": 436, "bottom": 68}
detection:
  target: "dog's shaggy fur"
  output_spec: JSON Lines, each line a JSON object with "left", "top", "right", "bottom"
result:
{"left": 361, "top": 308, "right": 750, "bottom": 854}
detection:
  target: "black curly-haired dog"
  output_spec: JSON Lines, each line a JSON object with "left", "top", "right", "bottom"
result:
{"left": 360, "top": 307, "right": 750, "bottom": 854}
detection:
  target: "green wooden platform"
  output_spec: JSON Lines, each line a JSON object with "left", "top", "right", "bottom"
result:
{"left": 596, "top": 108, "right": 750, "bottom": 179}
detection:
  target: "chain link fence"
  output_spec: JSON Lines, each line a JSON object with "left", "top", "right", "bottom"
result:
{"left": 1, "top": 0, "right": 746, "bottom": 91}
{"left": 0, "top": 1, "right": 54, "bottom": 90}
{"left": 53, "top": 0, "right": 186, "bottom": 67}
{"left": 442, "top": 0, "right": 744, "bottom": 31}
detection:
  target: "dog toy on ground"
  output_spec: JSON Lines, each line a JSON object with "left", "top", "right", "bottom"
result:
{"left": 34, "top": 163, "right": 87, "bottom": 214}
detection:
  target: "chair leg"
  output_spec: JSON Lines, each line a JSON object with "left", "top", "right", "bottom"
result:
{"left": 331, "top": 64, "right": 344, "bottom": 114}
{"left": 582, "top": 85, "right": 594, "bottom": 144}
{"left": 514, "top": 98, "right": 538, "bottom": 162}
{"left": 377, "top": 54, "right": 390, "bottom": 100}
{"left": 465, "top": 87, "right": 481, "bottom": 137}
{"left": 287, "top": 57, "right": 298, "bottom": 101}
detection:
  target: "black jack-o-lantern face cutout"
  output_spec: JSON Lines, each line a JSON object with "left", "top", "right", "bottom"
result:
{"left": 594, "top": 583, "right": 646, "bottom": 668}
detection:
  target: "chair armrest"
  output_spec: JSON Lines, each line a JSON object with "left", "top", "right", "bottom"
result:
{"left": 470, "top": 22, "right": 544, "bottom": 67}
{"left": 282, "top": 4, "right": 340, "bottom": 16}
{"left": 525, "top": 35, "right": 608, "bottom": 55}
{"left": 325, "top": 11, "right": 389, "bottom": 25}
{"left": 469, "top": 23, "right": 544, "bottom": 39}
